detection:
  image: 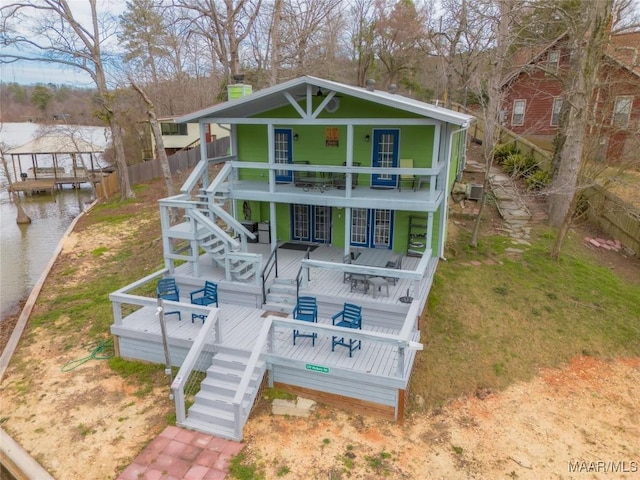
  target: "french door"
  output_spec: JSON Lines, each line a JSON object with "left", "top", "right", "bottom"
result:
{"left": 291, "top": 204, "right": 332, "bottom": 243}
{"left": 371, "top": 129, "right": 399, "bottom": 188}
{"left": 274, "top": 128, "right": 293, "bottom": 182}
{"left": 350, "top": 208, "right": 393, "bottom": 249}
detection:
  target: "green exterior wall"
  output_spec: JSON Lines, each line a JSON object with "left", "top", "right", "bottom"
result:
{"left": 232, "top": 94, "right": 465, "bottom": 254}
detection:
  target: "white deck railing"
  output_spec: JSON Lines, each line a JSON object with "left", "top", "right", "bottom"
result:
{"left": 267, "top": 316, "right": 421, "bottom": 378}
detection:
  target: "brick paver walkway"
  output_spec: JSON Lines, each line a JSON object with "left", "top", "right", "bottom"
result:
{"left": 116, "top": 426, "right": 244, "bottom": 480}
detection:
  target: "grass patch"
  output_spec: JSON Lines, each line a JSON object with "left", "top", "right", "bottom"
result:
{"left": 228, "top": 451, "right": 265, "bottom": 480}
{"left": 410, "top": 228, "right": 640, "bottom": 410}
{"left": 263, "top": 388, "right": 297, "bottom": 401}
{"left": 91, "top": 246, "right": 108, "bottom": 257}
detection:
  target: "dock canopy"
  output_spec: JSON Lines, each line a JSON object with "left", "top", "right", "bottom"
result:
{"left": 7, "top": 135, "right": 105, "bottom": 155}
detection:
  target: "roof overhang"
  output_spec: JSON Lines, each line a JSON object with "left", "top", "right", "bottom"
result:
{"left": 176, "top": 76, "right": 474, "bottom": 128}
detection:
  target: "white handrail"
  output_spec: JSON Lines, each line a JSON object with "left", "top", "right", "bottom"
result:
{"left": 181, "top": 159, "right": 208, "bottom": 193}
{"left": 171, "top": 309, "right": 220, "bottom": 423}
{"left": 231, "top": 315, "right": 272, "bottom": 438}
{"left": 188, "top": 208, "right": 242, "bottom": 250}
{"left": 228, "top": 160, "right": 444, "bottom": 177}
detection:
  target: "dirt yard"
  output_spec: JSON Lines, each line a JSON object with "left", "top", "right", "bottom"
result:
{"left": 1, "top": 176, "right": 639, "bottom": 479}
{"left": 241, "top": 356, "right": 640, "bottom": 479}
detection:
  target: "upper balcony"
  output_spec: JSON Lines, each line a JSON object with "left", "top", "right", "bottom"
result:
{"left": 197, "top": 158, "right": 447, "bottom": 213}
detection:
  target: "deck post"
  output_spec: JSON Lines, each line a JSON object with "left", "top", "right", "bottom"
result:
{"left": 397, "top": 346, "right": 405, "bottom": 377}
{"left": 112, "top": 301, "right": 123, "bottom": 325}
{"left": 215, "top": 315, "right": 222, "bottom": 344}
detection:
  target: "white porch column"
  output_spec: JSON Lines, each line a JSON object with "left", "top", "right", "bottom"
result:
{"left": 267, "top": 124, "right": 275, "bottom": 193}
{"left": 199, "top": 122, "right": 209, "bottom": 188}
{"left": 270, "top": 201, "right": 277, "bottom": 249}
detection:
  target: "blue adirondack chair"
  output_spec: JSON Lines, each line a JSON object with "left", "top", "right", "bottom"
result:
{"left": 292, "top": 296, "right": 318, "bottom": 346}
{"left": 190, "top": 281, "right": 218, "bottom": 323}
{"left": 156, "top": 278, "right": 181, "bottom": 321}
{"left": 331, "top": 303, "right": 362, "bottom": 357}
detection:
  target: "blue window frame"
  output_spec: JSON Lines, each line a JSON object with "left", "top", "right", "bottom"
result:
{"left": 290, "top": 205, "right": 332, "bottom": 243}
{"left": 371, "top": 129, "right": 399, "bottom": 188}
{"left": 350, "top": 208, "right": 394, "bottom": 249}
{"left": 274, "top": 128, "right": 293, "bottom": 182}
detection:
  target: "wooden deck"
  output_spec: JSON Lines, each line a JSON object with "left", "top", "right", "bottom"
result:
{"left": 173, "top": 243, "right": 423, "bottom": 309}
{"left": 111, "top": 301, "right": 416, "bottom": 381}
{"left": 111, "top": 242, "right": 431, "bottom": 424}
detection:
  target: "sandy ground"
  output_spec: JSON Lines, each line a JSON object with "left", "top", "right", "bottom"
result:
{"left": 241, "top": 357, "right": 640, "bottom": 479}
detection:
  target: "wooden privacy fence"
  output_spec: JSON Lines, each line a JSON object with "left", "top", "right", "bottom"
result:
{"left": 582, "top": 185, "right": 640, "bottom": 256}
{"left": 96, "top": 172, "right": 119, "bottom": 200}
{"left": 97, "top": 137, "right": 231, "bottom": 196}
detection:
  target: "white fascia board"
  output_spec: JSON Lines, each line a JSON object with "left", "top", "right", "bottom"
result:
{"left": 198, "top": 118, "right": 440, "bottom": 126}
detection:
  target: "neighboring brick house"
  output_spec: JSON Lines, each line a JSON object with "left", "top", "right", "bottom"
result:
{"left": 501, "top": 32, "right": 640, "bottom": 164}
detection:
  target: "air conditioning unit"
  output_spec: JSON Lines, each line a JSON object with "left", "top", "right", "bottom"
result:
{"left": 466, "top": 183, "right": 483, "bottom": 201}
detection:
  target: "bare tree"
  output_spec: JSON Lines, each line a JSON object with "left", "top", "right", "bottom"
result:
{"left": 0, "top": 0, "right": 135, "bottom": 199}
{"left": 373, "top": 0, "right": 427, "bottom": 88}
{"left": 174, "top": 0, "right": 263, "bottom": 81}
{"left": 348, "top": 0, "right": 376, "bottom": 87}
{"left": 549, "top": 0, "right": 614, "bottom": 258}
{"left": 130, "top": 80, "right": 176, "bottom": 199}
{"left": 277, "top": 0, "right": 345, "bottom": 78}
{"left": 428, "top": 0, "right": 492, "bottom": 108}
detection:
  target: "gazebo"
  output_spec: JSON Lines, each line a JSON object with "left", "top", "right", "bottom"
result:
{"left": 6, "top": 134, "right": 107, "bottom": 194}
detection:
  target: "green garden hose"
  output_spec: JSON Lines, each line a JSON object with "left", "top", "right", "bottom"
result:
{"left": 61, "top": 338, "right": 114, "bottom": 372}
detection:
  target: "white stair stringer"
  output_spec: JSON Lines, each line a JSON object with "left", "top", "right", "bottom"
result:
{"left": 182, "top": 350, "right": 266, "bottom": 441}
{"left": 188, "top": 206, "right": 257, "bottom": 282}
{"left": 263, "top": 278, "right": 297, "bottom": 314}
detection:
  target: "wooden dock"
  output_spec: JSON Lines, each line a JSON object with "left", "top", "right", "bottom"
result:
{"left": 8, "top": 175, "right": 104, "bottom": 195}
{"left": 8, "top": 179, "right": 57, "bottom": 195}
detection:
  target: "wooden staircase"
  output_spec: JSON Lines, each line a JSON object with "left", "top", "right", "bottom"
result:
{"left": 182, "top": 350, "right": 266, "bottom": 441}
{"left": 199, "top": 235, "right": 257, "bottom": 282}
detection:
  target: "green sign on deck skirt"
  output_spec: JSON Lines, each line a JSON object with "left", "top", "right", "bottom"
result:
{"left": 306, "top": 364, "right": 329, "bottom": 374}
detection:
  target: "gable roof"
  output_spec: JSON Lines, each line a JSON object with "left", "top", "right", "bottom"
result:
{"left": 176, "top": 76, "right": 474, "bottom": 127}
{"left": 606, "top": 32, "right": 640, "bottom": 77}
{"left": 503, "top": 31, "right": 640, "bottom": 87}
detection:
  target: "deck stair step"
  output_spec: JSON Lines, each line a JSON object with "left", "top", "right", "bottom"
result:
{"left": 263, "top": 278, "right": 297, "bottom": 313}
{"left": 182, "top": 350, "right": 266, "bottom": 441}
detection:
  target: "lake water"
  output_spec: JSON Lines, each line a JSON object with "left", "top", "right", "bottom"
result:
{"left": 0, "top": 123, "right": 108, "bottom": 319}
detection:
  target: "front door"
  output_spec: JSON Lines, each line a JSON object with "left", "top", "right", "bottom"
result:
{"left": 350, "top": 208, "right": 393, "bottom": 249}
{"left": 274, "top": 128, "right": 293, "bottom": 183}
{"left": 371, "top": 129, "right": 399, "bottom": 188}
{"left": 291, "top": 204, "right": 332, "bottom": 243}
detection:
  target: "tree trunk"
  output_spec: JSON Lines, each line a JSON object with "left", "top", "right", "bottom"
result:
{"left": 269, "top": 0, "right": 283, "bottom": 86}
{"left": 109, "top": 119, "right": 135, "bottom": 200}
{"left": 470, "top": 0, "right": 512, "bottom": 248}
{"left": 130, "top": 81, "right": 175, "bottom": 198}
{"left": 1, "top": 153, "right": 31, "bottom": 224}
{"left": 548, "top": 0, "right": 612, "bottom": 231}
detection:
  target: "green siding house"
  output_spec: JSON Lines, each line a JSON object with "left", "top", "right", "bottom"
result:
{"left": 110, "top": 76, "right": 474, "bottom": 441}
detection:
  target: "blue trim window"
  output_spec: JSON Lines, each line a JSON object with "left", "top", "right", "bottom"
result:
{"left": 350, "top": 208, "right": 394, "bottom": 249}
{"left": 291, "top": 205, "right": 332, "bottom": 243}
